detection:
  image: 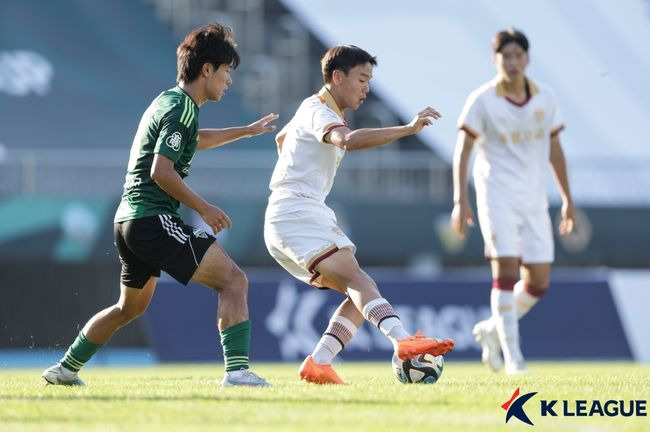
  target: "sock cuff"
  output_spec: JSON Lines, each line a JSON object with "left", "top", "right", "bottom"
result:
{"left": 361, "top": 298, "right": 387, "bottom": 318}
{"left": 523, "top": 283, "right": 547, "bottom": 298}
{"left": 79, "top": 331, "right": 103, "bottom": 348}
{"left": 220, "top": 320, "right": 251, "bottom": 343}
{"left": 324, "top": 316, "right": 358, "bottom": 348}
{"left": 362, "top": 298, "right": 398, "bottom": 328}
{"left": 492, "top": 278, "right": 517, "bottom": 291}
{"left": 330, "top": 315, "right": 358, "bottom": 335}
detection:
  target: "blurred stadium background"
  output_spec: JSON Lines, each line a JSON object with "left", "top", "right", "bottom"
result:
{"left": 1, "top": 0, "right": 649, "bottom": 368}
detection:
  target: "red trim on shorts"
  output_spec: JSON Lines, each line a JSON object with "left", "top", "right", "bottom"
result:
{"left": 492, "top": 278, "right": 517, "bottom": 291}
{"left": 309, "top": 271, "right": 321, "bottom": 285}
{"left": 307, "top": 246, "right": 340, "bottom": 273}
{"left": 309, "top": 271, "right": 337, "bottom": 291}
{"left": 524, "top": 283, "right": 547, "bottom": 298}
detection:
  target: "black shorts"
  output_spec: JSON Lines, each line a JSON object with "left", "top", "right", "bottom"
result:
{"left": 113, "top": 215, "right": 216, "bottom": 288}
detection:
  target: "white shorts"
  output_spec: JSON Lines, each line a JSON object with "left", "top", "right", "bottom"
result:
{"left": 476, "top": 201, "right": 554, "bottom": 263}
{"left": 264, "top": 205, "right": 356, "bottom": 288}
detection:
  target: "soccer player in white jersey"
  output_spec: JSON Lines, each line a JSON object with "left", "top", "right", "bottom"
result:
{"left": 451, "top": 28, "right": 575, "bottom": 375}
{"left": 264, "top": 45, "right": 454, "bottom": 384}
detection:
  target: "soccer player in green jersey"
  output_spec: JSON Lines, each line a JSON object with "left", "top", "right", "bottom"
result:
{"left": 42, "top": 23, "right": 278, "bottom": 387}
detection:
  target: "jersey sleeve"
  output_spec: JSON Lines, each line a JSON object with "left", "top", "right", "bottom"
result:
{"left": 457, "top": 90, "right": 485, "bottom": 139}
{"left": 312, "top": 104, "right": 346, "bottom": 143}
{"left": 154, "top": 107, "right": 190, "bottom": 163}
{"left": 548, "top": 89, "right": 565, "bottom": 137}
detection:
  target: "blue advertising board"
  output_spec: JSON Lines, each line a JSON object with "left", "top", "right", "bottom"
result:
{"left": 144, "top": 271, "right": 632, "bottom": 362}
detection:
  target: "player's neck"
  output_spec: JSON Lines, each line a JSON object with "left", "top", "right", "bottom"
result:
{"left": 178, "top": 81, "right": 204, "bottom": 106}
{"left": 499, "top": 76, "right": 527, "bottom": 100}
{"left": 323, "top": 85, "right": 347, "bottom": 112}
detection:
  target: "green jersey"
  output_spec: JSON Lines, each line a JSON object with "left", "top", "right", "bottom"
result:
{"left": 114, "top": 86, "right": 199, "bottom": 223}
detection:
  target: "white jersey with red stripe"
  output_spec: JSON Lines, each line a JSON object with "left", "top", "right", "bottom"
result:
{"left": 457, "top": 77, "right": 564, "bottom": 211}
{"left": 267, "top": 88, "right": 347, "bottom": 216}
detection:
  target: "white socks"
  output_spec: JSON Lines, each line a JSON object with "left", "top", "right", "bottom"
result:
{"left": 362, "top": 298, "right": 409, "bottom": 346}
{"left": 312, "top": 298, "right": 411, "bottom": 364}
{"left": 491, "top": 286, "right": 523, "bottom": 364}
{"left": 311, "top": 316, "right": 358, "bottom": 365}
{"left": 514, "top": 280, "right": 541, "bottom": 319}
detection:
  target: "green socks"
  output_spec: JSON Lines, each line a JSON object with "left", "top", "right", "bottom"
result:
{"left": 59, "top": 323, "right": 251, "bottom": 373}
{"left": 220, "top": 320, "right": 251, "bottom": 372}
{"left": 60, "top": 331, "right": 104, "bottom": 372}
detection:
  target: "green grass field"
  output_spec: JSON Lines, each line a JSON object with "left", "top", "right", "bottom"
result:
{"left": 1, "top": 361, "right": 648, "bottom": 432}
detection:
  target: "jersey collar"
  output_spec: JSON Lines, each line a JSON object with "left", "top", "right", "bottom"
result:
{"left": 495, "top": 76, "right": 539, "bottom": 98}
{"left": 317, "top": 86, "right": 347, "bottom": 125}
{"left": 175, "top": 85, "right": 199, "bottom": 109}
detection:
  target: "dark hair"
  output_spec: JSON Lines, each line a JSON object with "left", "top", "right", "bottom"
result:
{"left": 492, "top": 27, "right": 529, "bottom": 54}
{"left": 176, "top": 23, "right": 240, "bottom": 83}
{"left": 320, "top": 45, "right": 377, "bottom": 83}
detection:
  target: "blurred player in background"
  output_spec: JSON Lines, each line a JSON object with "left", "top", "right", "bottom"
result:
{"left": 264, "top": 45, "right": 454, "bottom": 384}
{"left": 42, "top": 23, "right": 278, "bottom": 387}
{"left": 451, "top": 28, "right": 575, "bottom": 375}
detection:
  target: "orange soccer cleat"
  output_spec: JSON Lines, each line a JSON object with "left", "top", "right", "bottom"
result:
{"left": 396, "top": 330, "right": 455, "bottom": 360}
{"left": 299, "top": 356, "right": 345, "bottom": 385}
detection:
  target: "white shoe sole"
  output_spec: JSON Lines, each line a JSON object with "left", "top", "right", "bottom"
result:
{"left": 473, "top": 324, "right": 503, "bottom": 372}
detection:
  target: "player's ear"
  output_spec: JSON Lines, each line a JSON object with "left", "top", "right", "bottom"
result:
{"left": 201, "top": 63, "right": 214, "bottom": 77}
{"left": 332, "top": 69, "right": 343, "bottom": 85}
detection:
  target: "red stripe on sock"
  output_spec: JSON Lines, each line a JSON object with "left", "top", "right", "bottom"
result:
{"left": 492, "top": 278, "right": 516, "bottom": 291}
{"left": 524, "top": 283, "right": 547, "bottom": 298}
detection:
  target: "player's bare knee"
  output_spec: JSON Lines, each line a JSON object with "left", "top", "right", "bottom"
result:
{"left": 115, "top": 302, "right": 147, "bottom": 324}
{"left": 231, "top": 267, "right": 248, "bottom": 293}
{"left": 527, "top": 275, "right": 550, "bottom": 291}
{"left": 220, "top": 265, "right": 248, "bottom": 296}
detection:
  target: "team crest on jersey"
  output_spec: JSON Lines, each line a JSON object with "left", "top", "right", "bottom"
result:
{"left": 193, "top": 228, "right": 208, "bottom": 239}
{"left": 166, "top": 131, "right": 182, "bottom": 151}
{"left": 535, "top": 110, "right": 545, "bottom": 123}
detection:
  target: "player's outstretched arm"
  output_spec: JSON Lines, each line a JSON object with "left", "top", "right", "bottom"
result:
{"left": 450, "top": 131, "right": 475, "bottom": 238}
{"left": 549, "top": 134, "right": 575, "bottom": 235}
{"left": 326, "top": 107, "right": 441, "bottom": 151}
{"left": 197, "top": 113, "right": 279, "bottom": 150}
{"left": 151, "top": 154, "right": 232, "bottom": 234}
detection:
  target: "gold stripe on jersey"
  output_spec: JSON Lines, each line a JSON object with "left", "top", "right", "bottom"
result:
{"left": 317, "top": 86, "right": 346, "bottom": 124}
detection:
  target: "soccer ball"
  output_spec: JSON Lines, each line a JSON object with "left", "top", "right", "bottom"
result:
{"left": 391, "top": 352, "right": 444, "bottom": 384}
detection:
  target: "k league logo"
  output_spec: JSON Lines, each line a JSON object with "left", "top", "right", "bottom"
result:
{"left": 502, "top": 387, "right": 537, "bottom": 426}
{"left": 501, "top": 387, "right": 647, "bottom": 426}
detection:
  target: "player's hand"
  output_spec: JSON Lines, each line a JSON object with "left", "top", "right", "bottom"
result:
{"left": 558, "top": 201, "right": 575, "bottom": 236}
{"left": 450, "top": 200, "right": 474, "bottom": 238}
{"left": 407, "top": 107, "right": 441, "bottom": 134}
{"left": 247, "top": 113, "right": 279, "bottom": 137}
{"left": 199, "top": 204, "right": 233, "bottom": 234}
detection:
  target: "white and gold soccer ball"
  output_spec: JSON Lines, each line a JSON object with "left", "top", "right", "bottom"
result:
{"left": 392, "top": 352, "right": 444, "bottom": 384}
